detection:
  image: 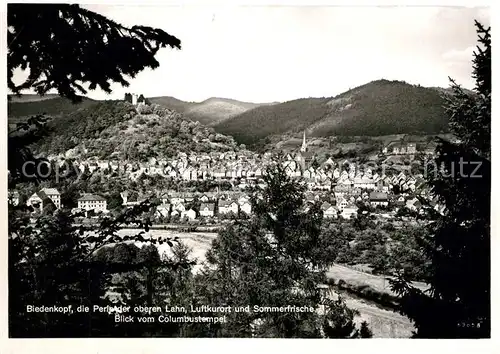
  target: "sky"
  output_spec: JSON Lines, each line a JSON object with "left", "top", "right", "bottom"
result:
{"left": 11, "top": 5, "right": 490, "bottom": 103}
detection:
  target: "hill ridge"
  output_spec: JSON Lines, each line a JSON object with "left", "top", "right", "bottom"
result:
{"left": 11, "top": 100, "right": 240, "bottom": 161}
{"left": 214, "top": 79, "right": 451, "bottom": 147}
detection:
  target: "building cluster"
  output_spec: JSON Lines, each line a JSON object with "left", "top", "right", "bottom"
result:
{"left": 122, "top": 191, "right": 254, "bottom": 221}
{"left": 18, "top": 188, "right": 108, "bottom": 215}
{"left": 381, "top": 142, "right": 417, "bottom": 155}
{"left": 9, "top": 133, "right": 442, "bottom": 222}
{"left": 381, "top": 140, "right": 437, "bottom": 156}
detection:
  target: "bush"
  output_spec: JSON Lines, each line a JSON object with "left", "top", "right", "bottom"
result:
{"left": 136, "top": 104, "right": 153, "bottom": 115}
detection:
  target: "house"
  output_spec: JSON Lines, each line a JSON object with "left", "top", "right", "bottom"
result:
{"left": 200, "top": 194, "right": 211, "bottom": 202}
{"left": 369, "top": 191, "right": 389, "bottom": 207}
{"left": 78, "top": 194, "right": 108, "bottom": 213}
{"left": 218, "top": 200, "right": 239, "bottom": 215}
{"left": 27, "top": 188, "right": 61, "bottom": 211}
{"left": 321, "top": 202, "right": 337, "bottom": 219}
{"left": 240, "top": 201, "right": 252, "bottom": 215}
{"left": 333, "top": 185, "right": 350, "bottom": 196}
{"left": 156, "top": 204, "right": 171, "bottom": 218}
{"left": 199, "top": 203, "right": 215, "bottom": 217}
{"left": 181, "top": 168, "right": 192, "bottom": 181}
{"left": 323, "top": 157, "right": 335, "bottom": 168}
{"left": 340, "top": 205, "right": 359, "bottom": 219}
{"left": 406, "top": 143, "right": 416, "bottom": 154}
{"left": 120, "top": 191, "right": 141, "bottom": 206}
{"left": 213, "top": 169, "right": 226, "bottom": 179}
{"left": 172, "top": 202, "right": 186, "bottom": 213}
{"left": 181, "top": 209, "right": 197, "bottom": 221}
{"left": 336, "top": 197, "right": 349, "bottom": 211}
{"left": 404, "top": 198, "right": 417, "bottom": 211}
{"left": 238, "top": 195, "right": 250, "bottom": 205}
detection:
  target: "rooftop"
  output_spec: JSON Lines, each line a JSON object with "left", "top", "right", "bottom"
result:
{"left": 78, "top": 194, "right": 107, "bottom": 202}
{"left": 369, "top": 191, "right": 389, "bottom": 201}
{"left": 41, "top": 188, "right": 60, "bottom": 195}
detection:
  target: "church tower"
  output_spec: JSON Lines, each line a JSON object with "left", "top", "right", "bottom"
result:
{"left": 300, "top": 130, "right": 307, "bottom": 153}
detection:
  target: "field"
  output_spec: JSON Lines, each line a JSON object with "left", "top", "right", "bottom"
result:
{"left": 327, "top": 264, "right": 429, "bottom": 296}
{"left": 116, "top": 229, "right": 216, "bottom": 273}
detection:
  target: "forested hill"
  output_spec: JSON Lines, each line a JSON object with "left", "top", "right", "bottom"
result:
{"left": 149, "top": 96, "right": 276, "bottom": 126}
{"left": 8, "top": 96, "right": 96, "bottom": 120}
{"left": 214, "top": 80, "right": 450, "bottom": 147}
{"left": 24, "top": 101, "right": 240, "bottom": 160}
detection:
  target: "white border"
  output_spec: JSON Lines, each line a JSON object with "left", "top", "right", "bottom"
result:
{"left": 1, "top": 1, "right": 497, "bottom": 353}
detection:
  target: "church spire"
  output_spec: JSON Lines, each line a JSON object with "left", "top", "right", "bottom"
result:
{"left": 300, "top": 130, "right": 307, "bottom": 152}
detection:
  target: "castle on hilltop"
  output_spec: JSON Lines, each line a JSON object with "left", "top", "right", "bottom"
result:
{"left": 124, "top": 92, "right": 148, "bottom": 106}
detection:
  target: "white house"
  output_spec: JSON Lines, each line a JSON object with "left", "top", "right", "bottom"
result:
{"left": 199, "top": 203, "right": 215, "bottom": 217}
{"left": 156, "top": 204, "right": 171, "bottom": 218}
{"left": 27, "top": 188, "right": 61, "bottom": 211}
{"left": 200, "top": 194, "right": 211, "bottom": 202}
{"left": 340, "top": 205, "right": 359, "bottom": 219}
{"left": 219, "top": 200, "right": 239, "bottom": 215}
{"left": 240, "top": 201, "right": 252, "bottom": 215}
{"left": 369, "top": 191, "right": 389, "bottom": 207}
{"left": 321, "top": 202, "right": 337, "bottom": 219}
{"left": 181, "top": 209, "right": 197, "bottom": 221}
{"left": 77, "top": 194, "right": 108, "bottom": 213}
{"left": 172, "top": 202, "right": 186, "bottom": 213}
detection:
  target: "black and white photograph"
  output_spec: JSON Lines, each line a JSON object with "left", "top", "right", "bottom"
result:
{"left": 5, "top": 2, "right": 491, "bottom": 340}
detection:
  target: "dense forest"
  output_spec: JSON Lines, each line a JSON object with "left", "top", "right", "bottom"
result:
{"left": 215, "top": 80, "right": 449, "bottom": 147}
{"left": 27, "top": 101, "right": 240, "bottom": 160}
{"left": 8, "top": 96, "right": 96, "bottom": 121}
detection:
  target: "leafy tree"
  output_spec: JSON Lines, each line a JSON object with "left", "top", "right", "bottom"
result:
{"left": 60, "top": 184, "right": 81, "bottom": 209}
{"left": 108, "top": 191, "right": 124, "bottom": 211}
{"left": 390, "top": 21, "right": 491, "bottom": 338}
{"left": 322, "top": 297, "right": 367, "bottom": 338}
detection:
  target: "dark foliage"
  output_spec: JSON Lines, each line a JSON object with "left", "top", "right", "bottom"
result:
{"left": 390, "top": 21, "right": 491, "bottom": 338}
{"left": 27, "top": 101, "right": 239, "bottom": 160}
{"left": 8, "top": 4, "right": 187, "bottom": 337}
{"left": 8, "top": 4, "right": 181, "bottom": 102}
{"left": 215, "top": 97, "right": 331, "bottom": 146}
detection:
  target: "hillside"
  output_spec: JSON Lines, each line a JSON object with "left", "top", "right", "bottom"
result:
{"left": 8, "top": 96, "right": 97, "bottom": 122}
{"left": 214, "top": 80, "right": 450, "bottom": 147}
{"left": 148, "top": 96, "right": 196, "bottom": 114}
{"left": 8, "top": 93, "right": 60, "bottom": 103}
{"left": 31, "top": 101, "right": 240, "bottom": 161}
{"left": 214, "top": 97, "right": 332, "bottom": 146}
{"left": 149, "top": 96, "right": 276, "bottom": 126}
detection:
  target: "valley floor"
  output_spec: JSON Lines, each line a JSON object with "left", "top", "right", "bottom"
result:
{"left": 115, "top": 229, "right": 417, "bottom": 337}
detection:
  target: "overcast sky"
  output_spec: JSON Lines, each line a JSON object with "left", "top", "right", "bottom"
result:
{"left": 12, "top": 5, "right": 490, "bottom": 103}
